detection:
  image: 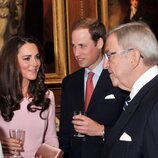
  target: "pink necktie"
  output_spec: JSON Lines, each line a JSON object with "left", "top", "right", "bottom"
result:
{"left": 85, "top": 72, "right": 94, "bottom": 111}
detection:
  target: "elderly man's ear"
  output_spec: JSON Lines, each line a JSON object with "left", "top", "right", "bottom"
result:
{"left": 130, "top": 49, "right": 142, "bottom": 68}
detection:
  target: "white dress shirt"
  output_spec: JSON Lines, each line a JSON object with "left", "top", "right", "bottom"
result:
{"left": 130, "top": 65, "right": 158, "bottom": 100}
{"left": 84, "top": 57, "right": 105, "bottom": 98}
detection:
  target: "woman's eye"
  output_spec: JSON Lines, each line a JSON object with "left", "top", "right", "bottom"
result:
{"left": 23, "top": 57, "right": 30, "bottom": 61}
{"left": 36, "top": 54, "right": 40, "bottom": 59}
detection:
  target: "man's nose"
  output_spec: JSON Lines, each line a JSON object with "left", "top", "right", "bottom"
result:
{"left": 103, "top": 58, "right": 109, "bottom": 69}
{"left": 73, "top": 48, "right": 80, "bottom": 57}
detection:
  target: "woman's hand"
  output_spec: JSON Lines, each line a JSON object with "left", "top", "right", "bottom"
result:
{"left": 1, "top": 138, "right": 22, "bottom": 155}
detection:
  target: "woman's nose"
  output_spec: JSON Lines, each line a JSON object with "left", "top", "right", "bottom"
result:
{"left": 31, "top": 58, "right": 38, "bottom": 66}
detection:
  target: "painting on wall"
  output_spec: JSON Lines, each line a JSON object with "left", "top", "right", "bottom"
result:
{"left": 107, "top": 0, "right": 158, "bottom": 39}
{"left": 24, "top": 0, "right": 55, "bottom": 73}
{"left": 0, "top": 0, "right": 23, "bottom": 51}
{"left": 24, "top": 0, "right": 67, "bottom": 84}
{"left": 0, "top": 0, "right": 67, "bottom": 84}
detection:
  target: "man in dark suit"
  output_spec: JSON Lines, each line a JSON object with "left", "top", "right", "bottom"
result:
{"left": 59, "top": 18, "right": 125, "bottom": 158}
{"left": 103, "top": 21, "right": 158, "bottom": 158}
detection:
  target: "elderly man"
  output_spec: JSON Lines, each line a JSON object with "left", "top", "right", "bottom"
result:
{"left": 103, "top": 22, "right": 158, "bottom": 158}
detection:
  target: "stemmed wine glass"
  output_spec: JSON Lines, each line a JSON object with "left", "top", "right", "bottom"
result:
{"left": 9, "top": 129, "right": 25, "bottom": 158}
{"left": 73, "top": 110, "right": 86, "bottom": 137}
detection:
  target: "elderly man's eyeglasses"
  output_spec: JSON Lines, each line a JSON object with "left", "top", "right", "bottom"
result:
{"left": 105, "top": 48, "right": 135, "bottom": 60}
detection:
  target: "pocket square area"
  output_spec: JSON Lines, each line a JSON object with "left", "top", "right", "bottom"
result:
{"left": 105, "top": 94, "right": 115, "bottom": 99}
{"left": 119, "top": 132, "right": 132, "bottom": 142}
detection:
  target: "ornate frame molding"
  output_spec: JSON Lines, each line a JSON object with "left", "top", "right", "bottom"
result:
{"left": 45, "top": 0, "right": 67, "bottom": 84}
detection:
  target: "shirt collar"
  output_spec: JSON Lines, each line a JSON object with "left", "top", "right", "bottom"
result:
{"left": 130, "top": 65, "right": 158, "bottom": 99}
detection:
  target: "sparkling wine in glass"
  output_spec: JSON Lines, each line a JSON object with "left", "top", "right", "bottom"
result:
{"left": 9, "top": 129, "right": 25, "bottom": 158}
{"left": 73, "top": 110, "right": 86, "bottom": 137}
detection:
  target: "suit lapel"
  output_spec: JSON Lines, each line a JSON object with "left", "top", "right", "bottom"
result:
{"left": 105, "top": 75, "right": 158, "bottom": 154}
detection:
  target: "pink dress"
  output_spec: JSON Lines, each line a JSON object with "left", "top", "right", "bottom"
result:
{"left": 0, "top": 90, "right": 59, "bottom": 158}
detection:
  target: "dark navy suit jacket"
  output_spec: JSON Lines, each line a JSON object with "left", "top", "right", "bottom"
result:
{"left": 103, "top": 75, "right": 158, "bottom": 158}
{"left": 59, "top": 69, "right": 125, "bottom": 158}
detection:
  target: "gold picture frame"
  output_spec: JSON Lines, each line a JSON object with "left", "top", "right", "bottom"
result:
{"left": 100, "top": 0, "right": 108, "bottom": 30}
{"left": 45, "top": 0, "right": 67, "bottom": 85}
{"left": 0, "top": 0, "right": 67, "bottom": 85}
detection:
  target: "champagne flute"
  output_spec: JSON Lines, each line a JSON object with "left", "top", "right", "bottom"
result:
{"left": 0, "top": 141, "right": 4, "bottom": 158}
{"left": 9, "top": 129, "right": 25, "bottom": 158}
{"left": 73, "top": 110, "right": 86, "bottom": 137}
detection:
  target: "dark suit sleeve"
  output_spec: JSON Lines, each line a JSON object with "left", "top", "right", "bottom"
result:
{"left": 143, "top": 102, "right": 158, "bottom": 157}
{"left": 58, "top": 78, "right": 72, "bottom": 158}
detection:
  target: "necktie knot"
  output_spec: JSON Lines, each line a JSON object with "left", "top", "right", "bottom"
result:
{"left": 88, "top": 71, "right": 94, "bottom": 79}
{"left": 123, "top": 96, "right": 131, "bottom": 111}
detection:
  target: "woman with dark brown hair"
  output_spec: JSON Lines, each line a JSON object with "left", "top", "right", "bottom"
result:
{"left": 0, "top": 35, "right": 59, "bottom": 158}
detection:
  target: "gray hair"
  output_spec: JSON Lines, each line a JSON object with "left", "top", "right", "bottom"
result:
{"left": 107, "top": 22, "right": 158, "bottom": 66}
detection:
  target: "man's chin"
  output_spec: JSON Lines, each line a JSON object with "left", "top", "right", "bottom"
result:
{"left": 110, "top": 77, "right": 119, "bottom": 87}
{"left": 78, "top": 63, "right": 86, "bottom": 68}
{"left": 112, "top": 82, "right": 118, "bottom": 87}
